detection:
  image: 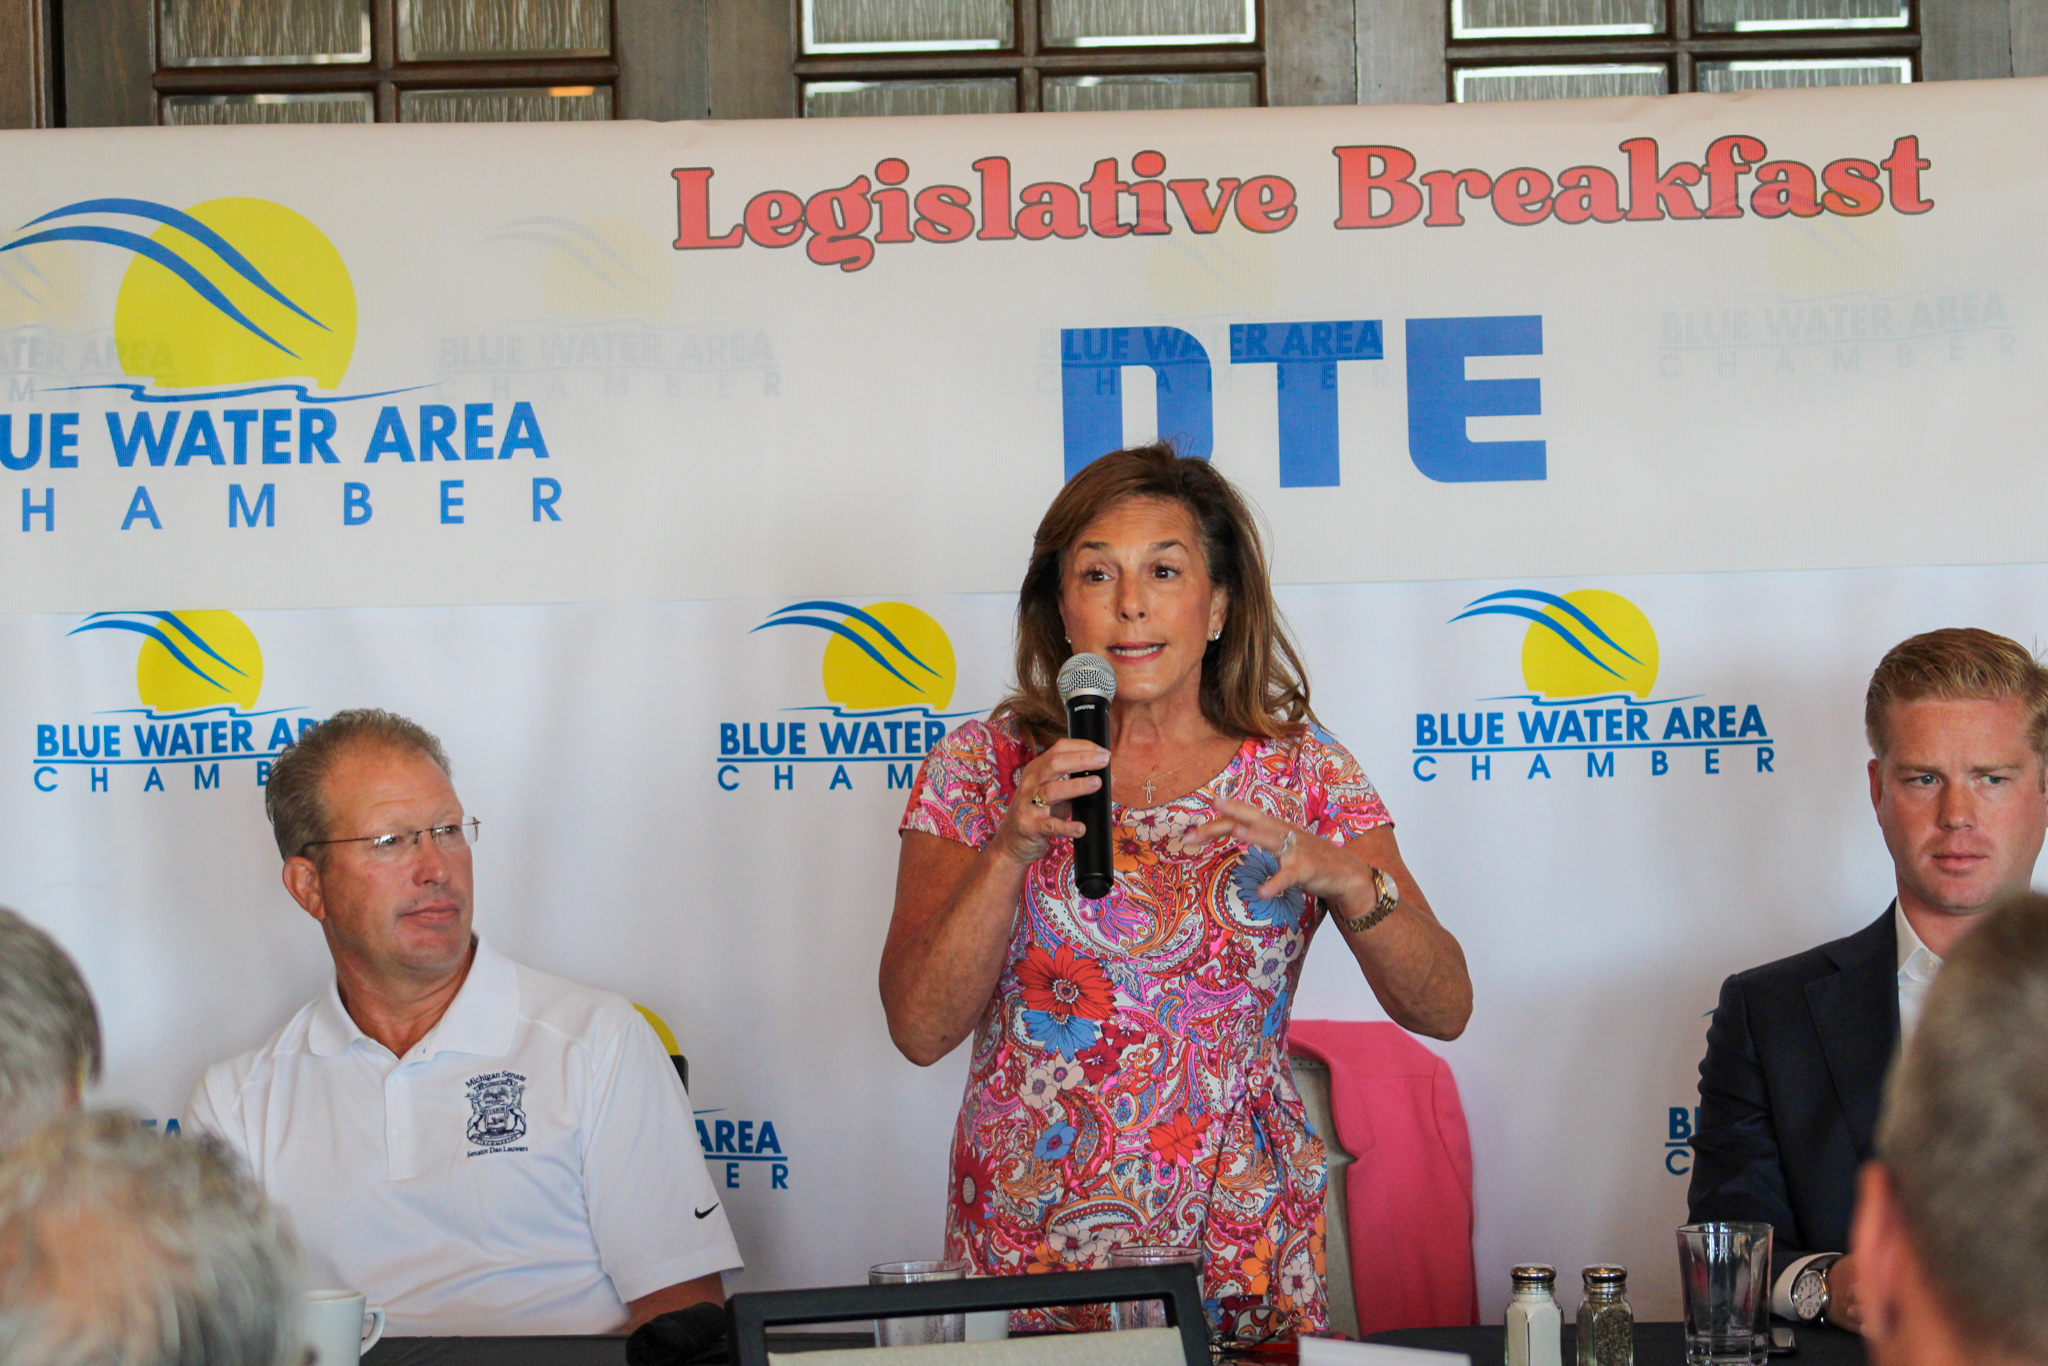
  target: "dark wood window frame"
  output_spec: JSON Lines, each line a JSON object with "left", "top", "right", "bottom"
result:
{"left": 1443, "top": 0, "right": 1922, "bottom": 97}
{"left": 60, "top": 0, "right": 705, "bottom": 126}
{"left": 790, "top": 0, "right": 1270, "bottom": 114}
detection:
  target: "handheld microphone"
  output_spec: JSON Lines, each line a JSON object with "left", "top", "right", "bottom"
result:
{"left": 1056, "top": 653, "right": 1117, "bottom": 900}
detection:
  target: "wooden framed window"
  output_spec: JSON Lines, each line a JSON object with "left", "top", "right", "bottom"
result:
{"left": 1446, "top": 0, "right": 1920, "bottom": 100}
{"left": 792, "top": 0, "right": 1269, "bottom": 116}
{"left": 59, "top": 0, "right": 700, "bottom": 125}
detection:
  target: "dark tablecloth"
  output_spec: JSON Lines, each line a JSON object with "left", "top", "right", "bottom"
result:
{"left": 1368, "top": 1320, "right": 1867, "bottom": 1365}
{"left": 363, "top": 1332, "right": 872, "bottom": 1364}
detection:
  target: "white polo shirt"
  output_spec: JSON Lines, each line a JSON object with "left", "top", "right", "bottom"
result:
{"left": 187, "top": 939, "right": 742, "bottom": 1336}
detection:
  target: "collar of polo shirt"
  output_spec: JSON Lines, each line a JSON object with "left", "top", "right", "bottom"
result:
{"left": 308, "top": 937, "right": 520, "bottom": 1061}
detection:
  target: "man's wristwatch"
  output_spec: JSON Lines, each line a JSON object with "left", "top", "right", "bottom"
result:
{"left": 1339, "top": 867, "right": 1400, "bottom": 934}
{"left": 1790, "top": 1253, "right": 1843, "bottom": 1324}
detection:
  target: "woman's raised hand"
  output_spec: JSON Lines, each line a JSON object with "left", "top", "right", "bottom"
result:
{"left": 1187, "top": 796, "right": 1370, "bottom": 905}
{"left": 993, "top": 738, "right": 1109, "bottom": 868}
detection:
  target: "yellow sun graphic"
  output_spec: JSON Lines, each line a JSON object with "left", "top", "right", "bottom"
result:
{"left": 112, "top": 198, "right": 356, "bottom": 390}
{"left": 136, "top": 610, "right": 264, "bottom": 713}
{"left": 1520, "top": 589, "right": 1659, "bottom": 701}
{"left": 821, "top": 602, "right": 956, "bottom": 712}
{"left": 539, "top": 216, "right": 673, "bottom": 324}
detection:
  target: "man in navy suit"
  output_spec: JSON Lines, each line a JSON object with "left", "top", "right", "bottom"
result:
{"left": 1688, "top": 628, "right": 2048, "bottom": 1333}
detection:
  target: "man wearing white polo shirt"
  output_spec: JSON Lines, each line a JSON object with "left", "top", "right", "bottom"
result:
{"left": 187, "top": 709, "right": 740, "bottom": 1336}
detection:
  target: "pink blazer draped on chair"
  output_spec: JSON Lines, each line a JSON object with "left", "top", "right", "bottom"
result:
{"left": 1287, "top": 1018, "right": 1479, "bottom": 1336}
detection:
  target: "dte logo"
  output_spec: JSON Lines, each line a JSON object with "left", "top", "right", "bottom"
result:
{"left": 1060, "top": 316, "right": 1542, "bottom": 484}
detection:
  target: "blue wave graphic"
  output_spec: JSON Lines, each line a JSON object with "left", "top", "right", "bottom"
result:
{"left": 23, "top": 199, "right": 326, "bottom": 329}
{"left": 4, "top": 199, "right": 327, "bottom": 358}
{"left": 69, "top": 611, "right": 246, "bottom": 691}
{"left": 1449, "top": 588, "right": 1643, "bottom": 681}
{"left": 95, "top": 705, "right": 298, "bottom": 721}
{"left": 1479, "top": 693, "right": 1702, "bottom": 709}
{"left": 782, "top": 705, "right": 981, "bottom": 719}
{"left": 483, "top": 217, "right": 660, "bottom": 303}
{"left": 753, "top": 601, "right": 943, "bottom": 695}
{"left": 50, "top": 381, "right": 428, "bottom": 405}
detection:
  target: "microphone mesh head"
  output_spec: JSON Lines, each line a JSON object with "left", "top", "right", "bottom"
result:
{"left": 1057, "top": 652, "right": 1117, "bottom": 703}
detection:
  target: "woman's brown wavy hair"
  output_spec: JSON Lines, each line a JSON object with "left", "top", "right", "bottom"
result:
{"left": 991, "top": 443, "right": 1317, "bottom": 750}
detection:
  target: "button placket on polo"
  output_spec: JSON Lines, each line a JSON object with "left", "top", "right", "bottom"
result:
{"left": 385, "top": 1052, "right": 424, "bottom": 1181}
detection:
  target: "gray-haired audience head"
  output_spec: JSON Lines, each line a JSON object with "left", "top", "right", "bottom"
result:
{"left": 1857, "top": 890, "right": 2048, "bottom": 1366}
{"left": 0, "top": 908, "right": 102, "bottom": 1153}
{"left": 0, "top": 1110, "right": 302, "bottom": 1366}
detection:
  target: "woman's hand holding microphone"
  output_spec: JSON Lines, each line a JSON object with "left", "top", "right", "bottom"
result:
{"left": 993, "top": 739, "right": 1109, "bottom": 867}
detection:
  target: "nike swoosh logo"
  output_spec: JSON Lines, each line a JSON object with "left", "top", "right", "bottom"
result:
{"left": 695, "top": 1203, "right": 719, "bottom": 1219}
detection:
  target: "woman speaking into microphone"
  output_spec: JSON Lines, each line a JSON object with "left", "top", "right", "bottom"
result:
{"left": 881, "top": 444, "right": 1471, "bottom": 1344}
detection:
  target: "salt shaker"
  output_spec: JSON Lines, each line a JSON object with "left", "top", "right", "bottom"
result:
{"left": 1576, "top": 1265, "right": 1633, "bottom": 1366}
{"left": 1505, "top": 1264, "right": 1562, "bottom": 1366}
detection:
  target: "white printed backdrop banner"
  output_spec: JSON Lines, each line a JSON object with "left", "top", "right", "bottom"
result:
{"left": 1, "top": 79, "right": 2045, "bottom": 1320}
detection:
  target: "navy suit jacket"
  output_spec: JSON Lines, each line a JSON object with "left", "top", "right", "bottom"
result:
{"left": 1686, "top": 908, "right": 1898, "bottom": 1283}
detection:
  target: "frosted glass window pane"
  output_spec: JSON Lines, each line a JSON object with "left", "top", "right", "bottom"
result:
{"left": 163, "top": 92, "right": 373, "bottom": 123}
{"left": 400, "top": 85, "right": 613, "bottom": 122}
{"left": 160, "top": 0, "right": 369, "bottom": 66}
{"left": 1043, "top": 72, "right": 1257, "bottom": 111}
{"left": 1451, "top": 0, "right": 1662, "bottom": 37}
{"left": 399, "top": 0, "right": 609, "bottom": 60}
{"left": 802, "top": 0, "right": 1011, "bottom": 52}
{"left": 1696, "top": 58, "right": 1911, "bottom": 90}
{"left": 804, "top": 79, "right": 1017, "bottom": 117}
{"left": 1454, "top": 64, "right": 1668, "bottom": 101}
{"left": 1041, "top": 0, "right": 1254, "bottom": 47}
{"left": 1695, "top": 0, "right": 1908, "bottom": 31}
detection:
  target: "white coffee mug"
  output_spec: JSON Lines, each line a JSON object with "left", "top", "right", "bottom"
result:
{"left": 302, "top": 1289, "right": 385, "bottom": 1366}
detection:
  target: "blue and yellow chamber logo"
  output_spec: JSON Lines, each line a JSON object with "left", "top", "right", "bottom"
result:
{"left": 485, "top": 215, "right": 674, "bottom": 325}
{"left": 756, "top": 600, "right": 957, "bottom": 712}
{"left": 1450, "top": 588, "right": 1659, "bottom": 702}
{"left": 716, "top": 601, "right": 974, "bottom": 793}
{"left": 4, "top": 197, "right": 357, "bottom": 391}
{"left": 33, "top": 610, "right": 312, "bottom": 794}
{"left": 74, "top": 609, "right": 264, "bottom": 712}
{"left": 1415, "top": 587, "right": 1771, "bottom": 784}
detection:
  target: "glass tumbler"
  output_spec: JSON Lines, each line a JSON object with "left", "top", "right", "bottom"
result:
{"left": 1675, "top": 1223, "right": 1771, "bottom": 1366}
{"left": 868, "top": 1259, "right": 969, "bottom": 1347}
{"left": 1107, "top": 1245, "right": 1202, "bottom": 1332}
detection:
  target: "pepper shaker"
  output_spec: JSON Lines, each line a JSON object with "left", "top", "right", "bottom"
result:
{"left": 1576, "top": 1265, "right": 1633, "bottom": 1366}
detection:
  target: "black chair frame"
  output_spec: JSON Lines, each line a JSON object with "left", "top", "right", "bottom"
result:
{"left": 725, "top": 1265, "right": 1211, "bottom": 1366}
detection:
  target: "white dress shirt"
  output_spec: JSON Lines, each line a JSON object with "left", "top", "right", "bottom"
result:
{"left": 1770, "top": 902, "right": 1944, "bottom": 1317}
{"left": 188, "top": 939, "right": 741, "bottom": 1335}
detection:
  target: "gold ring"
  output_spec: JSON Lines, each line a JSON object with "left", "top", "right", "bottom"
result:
{"left": 1030, "top": 792, "right": 1049, "bottom": 810}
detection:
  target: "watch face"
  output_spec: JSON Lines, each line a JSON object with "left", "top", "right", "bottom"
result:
{"left": 1791, "top": 1270, "right": 1826, "bottom": 1321}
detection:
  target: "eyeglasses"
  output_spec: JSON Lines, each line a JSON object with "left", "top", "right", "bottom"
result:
{"left": 301, "top": 818, "right": 480, "bottom": 859}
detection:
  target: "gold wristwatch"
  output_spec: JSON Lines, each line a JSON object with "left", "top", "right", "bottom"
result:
{"left": 1339, "top": 867, "right": 1399, "bottom": 934}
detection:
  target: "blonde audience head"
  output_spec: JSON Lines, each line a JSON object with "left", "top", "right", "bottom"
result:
{"left": 1854, "top": 890, "right": 2048, "bottom": 1366}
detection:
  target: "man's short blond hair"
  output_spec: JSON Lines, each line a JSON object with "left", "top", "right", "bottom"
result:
{"left": 1876, "top": 891, "right": 2048, "bottom": 1360}
{"left": 263, "top": 709, "right": 450, "bottom": 861}
{"left": 1864, "top": 628, "right": 2048, "bottom": 759}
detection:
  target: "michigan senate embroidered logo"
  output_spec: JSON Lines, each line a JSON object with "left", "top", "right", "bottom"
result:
{"left": 465, "top": 1071, "right": 528, "bottom": 1152}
